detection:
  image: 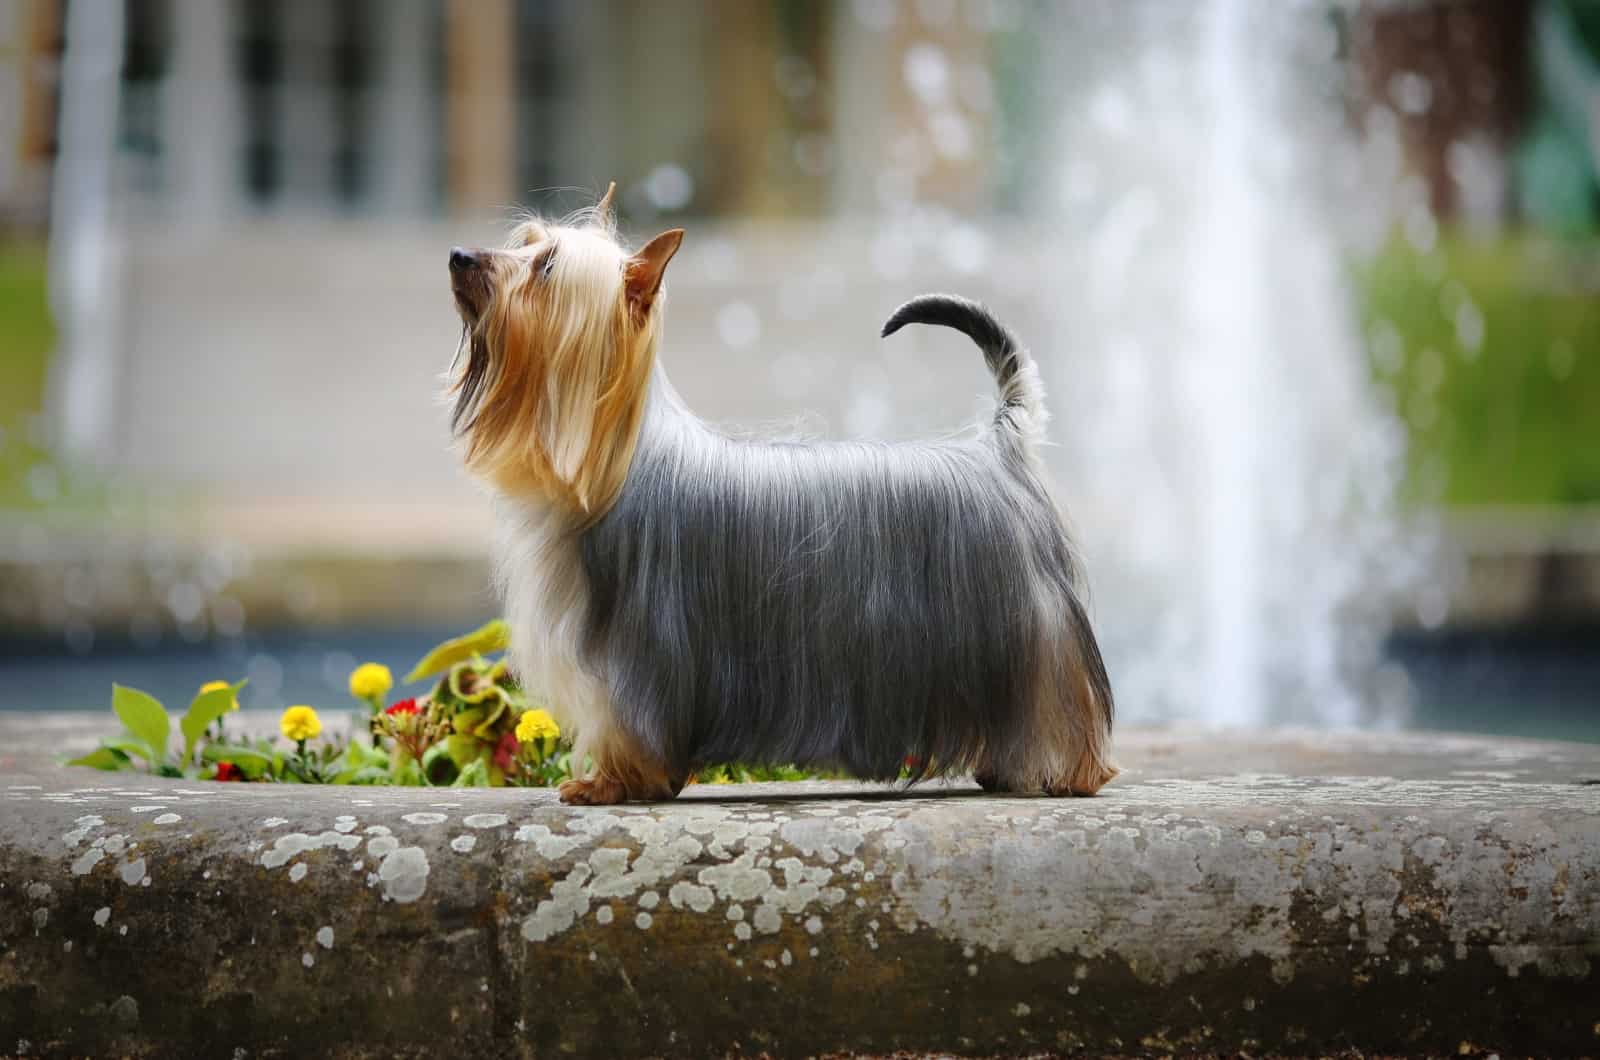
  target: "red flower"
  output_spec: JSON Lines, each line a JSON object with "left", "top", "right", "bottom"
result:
{"left": 385, "top": 698, "right": 420, "bottom": 716}
{"left": 214, "top": 761, "right": 243, "bottom": 782}
{"left": 493, "top": 731, "right": 519, "bottom": 772}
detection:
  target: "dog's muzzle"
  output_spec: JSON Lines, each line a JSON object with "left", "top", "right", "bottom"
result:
{"left": 449, "top": 246, "right": 489, "bottom": 319}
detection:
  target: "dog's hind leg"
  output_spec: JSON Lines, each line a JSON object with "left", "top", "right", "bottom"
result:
{"left": 974, "top": 726, "right": 1115, "bottom": 797}
{"left": 975, "top": 629, "right": 1118, "bottom": 797}
{"left": 1044, "top": 747, "right": 1119, "bottom": 797}
{"left": 1042, "top": 651, "right": 1118, "bottom": 797}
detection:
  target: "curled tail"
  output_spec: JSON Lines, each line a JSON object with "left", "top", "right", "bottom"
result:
{"left": 880, "top": 294, "right": 1045, "bottom": 447}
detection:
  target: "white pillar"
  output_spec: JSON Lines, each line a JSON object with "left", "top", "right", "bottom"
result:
{"left": 277, "top": 0, "right": 336, "bottom": 208}
{"left": 47, "top": 0, "right": 125, "bottom": 463}
{"left": 561, "top": 0, "right": 618, "bottom": 195}
{"left": 372, "top": 0, "right": 431, "bottom": 216}
{"left": 163, "top": 0, "right": 236, "bottom": 227}
{"left": 828, "top": 1, "right": 893, "bottom": 215}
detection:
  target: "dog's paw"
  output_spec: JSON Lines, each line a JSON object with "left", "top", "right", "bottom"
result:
{"left": 1045, "top": 760, "right": 1120, "bottom": 797}
{"left": 558, "top": 776, "right": 627, "bottom": 806}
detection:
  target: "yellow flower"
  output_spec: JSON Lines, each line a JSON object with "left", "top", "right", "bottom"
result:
{"left": 280, "top": 705, "right": 323, "bottom": 742}
{"left": 515, "top": 708, "right": 560, "bottom": 744}
{"left": 348, "top": 663, "right": 393, "bottom": 701}
{"left": 199, "top": 680, "right": 240, "bottom": 712}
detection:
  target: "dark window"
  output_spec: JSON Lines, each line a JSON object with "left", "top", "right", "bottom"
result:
{"left": 118, "top": 0, "right": 169, "bottom": 193}
{"left": 238, "top": 0, "right": 281, "bottom": 202}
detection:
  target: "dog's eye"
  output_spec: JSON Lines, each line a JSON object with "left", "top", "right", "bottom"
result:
{"left": 534, "top": 249, "right": 557, "bottom": 280}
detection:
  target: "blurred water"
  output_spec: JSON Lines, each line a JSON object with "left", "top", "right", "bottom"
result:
{"left": 1189, "top": 0, "right": 1270, "bottom": 725}
{"left": 1393, "top": 629, "right": 1600, "bottom": 745}
{"left": 0, "top": 625, "right": 481, "bottom": 715}
{"left": 5, "top": 627, "right": 1596, "bottom": 747}
{"left": 1039, "top": 1, "right": 1425, "bottom": 727}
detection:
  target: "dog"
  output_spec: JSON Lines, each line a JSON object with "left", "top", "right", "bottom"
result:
{"left": 447, "top": 185, "right": 1116, "bottom": 805}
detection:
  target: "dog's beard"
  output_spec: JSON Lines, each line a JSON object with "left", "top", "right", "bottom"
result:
{"left": 450, "top": 326, "right": 493, "bottom": 435}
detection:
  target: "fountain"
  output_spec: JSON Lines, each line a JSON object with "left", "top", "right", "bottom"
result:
{"left": 1038, "top": 0, "right": 1424, "bottom": 726}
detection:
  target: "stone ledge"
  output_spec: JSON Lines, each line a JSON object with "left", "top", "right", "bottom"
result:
{"left": 1, "top": 718, "right": 1597, "bottom": 1058}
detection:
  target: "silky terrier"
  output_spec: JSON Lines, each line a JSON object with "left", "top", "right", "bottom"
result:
{"left": 447, "top": 185, "right": 1116, "bottom": 805}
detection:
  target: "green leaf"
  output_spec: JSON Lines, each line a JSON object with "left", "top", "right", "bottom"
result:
{"left": 451, "top": 706, "right": 487, "bottom": 737}
{"left": 452, "top": 758, "right": 491, "bottom": 787}
{"left": 224, "top": 758, "right": 269, "bottom": 781}
{"left": 336, "top": 740, "right": 389, "bottom": 771}
{"left": 201, "top": 743, "right": 270, "bottom": 762}
{"left": 421, "top": 742, "right": 456, "bottom": 785}
{"left": 67, "top": 746, "right": 132, "bottom": 772}
{"left": 180, "top": 680, "right": 246, "bottom": 763}
{"left": 447, "top": 658, "right": 512, "bottom": 706}
{"left": 448, "top": 665, "right": 493, "bottom": 704}
{"left": 201, "top": 744, "right": 274, "bottom": 780}
{"left": 391, "top": 755, "right": 424, "bottom": 787}
{"left": 476, "top": 699, "right": 509, "bottom": 737}
{"left": 404, "top": 619, "right": 509, "bottom": 684}
{"left": 443, "top": 733, "right": 484, "bottom": 769}
{"left": 331, "top": 765, "right": 392, "bottom": 786}
{"left": 102, "top": 739, "right": 158, "bottom": 763}
{"left": 112, "top": 685, "right": 170, "bottom": 764}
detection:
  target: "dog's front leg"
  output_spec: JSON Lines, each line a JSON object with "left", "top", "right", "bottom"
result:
{"left": 557, "top": 722, "right": 686, "bottom": 805}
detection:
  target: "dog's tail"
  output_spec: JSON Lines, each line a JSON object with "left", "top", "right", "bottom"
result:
{"left": 880, "top": 294, "right": 1045, "bottom": 449}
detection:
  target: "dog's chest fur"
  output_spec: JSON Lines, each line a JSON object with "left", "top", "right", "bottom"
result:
{"left": 492, "top": 497, "right": 611, "bottom": 764}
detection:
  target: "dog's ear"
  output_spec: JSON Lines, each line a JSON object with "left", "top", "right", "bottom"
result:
{"left": 596, "top": 181, "right": 616, "bottom": 221}
{"left": 624, "top": 229, "right": 684, "bottom": 317}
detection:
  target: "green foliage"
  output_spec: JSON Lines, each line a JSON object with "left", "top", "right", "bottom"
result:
{"left": 201, "top": 744, "right": 276, "bottom": 780}
{"left": 1357, "top": 231, "right": 1600, "bottom": 506}
{"left": 112, "top": 685, "right": 171, "bottom": 764}
{"left": 67, "top": 747, "right": 131, "bottom": 772}
{"left": 0, "top": 241, "right": 55, "bottom": 509}
{"left": 101, "top": 738, "right": 160, "bottom": 765}
{"left": 696, "top": 762, "right": 844, "bottom": 784}
{"left": 67, "top": 622, "right": 834, "bottom": 789}
{"left": 520, "top": 749, "right": 576, "bottom": 789}
{"left": 181, "top": 681, "right": 245, "bottom": 762}
{"left": 403, "top": 618, "right": 509, "bottom": 683}
{"left": 0, "top": 243, "right": 51, "bottom": 427}
{"left": 420, "top": 742, "right": 453, "bottom": 784}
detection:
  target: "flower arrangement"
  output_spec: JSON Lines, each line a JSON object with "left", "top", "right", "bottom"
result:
{"left": 66, "top": 619, "right": 838, "bottom": 787}
{"left": 65, "top": 620, "right": 555, "bottom": 786}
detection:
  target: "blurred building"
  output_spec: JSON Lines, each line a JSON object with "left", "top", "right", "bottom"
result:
{"left": 0, "top": 0, "right": 59, "bottom": 230}
{"left": 39, "top": 0, "right": 1014, "bottom": 485}
{"left": 1351, "top": 0, "right": 1600, "bottom": 233}
{"left": 100, "top": 0, "right": 1001, "bottom": 223}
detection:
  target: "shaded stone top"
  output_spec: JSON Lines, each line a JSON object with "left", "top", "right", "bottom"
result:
{"left": 2, "top": 717, "right": 1598, "bottom": 1058}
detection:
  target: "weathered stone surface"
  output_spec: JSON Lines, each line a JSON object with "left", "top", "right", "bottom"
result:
{"left": 1, "top": 715, "right": 1597, "bottom": 1058}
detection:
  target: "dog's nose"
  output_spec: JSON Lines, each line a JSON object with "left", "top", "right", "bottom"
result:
{"left": 449, "top": 247, "right": 478, "bottom": 273}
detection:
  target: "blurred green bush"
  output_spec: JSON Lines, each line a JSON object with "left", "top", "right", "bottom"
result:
{"left": 0, "top": 242, "right": 50, "bottom": 427}
{"left": 1358, "top": 231, "right": 1600, "bottom": 507}
{"left": 0, "top": 242, "right": 52, "bottom": 508}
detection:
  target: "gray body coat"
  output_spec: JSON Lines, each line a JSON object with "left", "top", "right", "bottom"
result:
{"left": 576, "top": 295, "right": 1116, "bottom": 791}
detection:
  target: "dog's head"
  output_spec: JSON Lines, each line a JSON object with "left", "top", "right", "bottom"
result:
{"left": 447, "top": 183, "right": 682, "bottom": 515}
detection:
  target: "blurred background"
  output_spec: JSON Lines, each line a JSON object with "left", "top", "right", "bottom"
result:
{"left": 1, "top": 0, "right": 1595, "bottom": 739}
